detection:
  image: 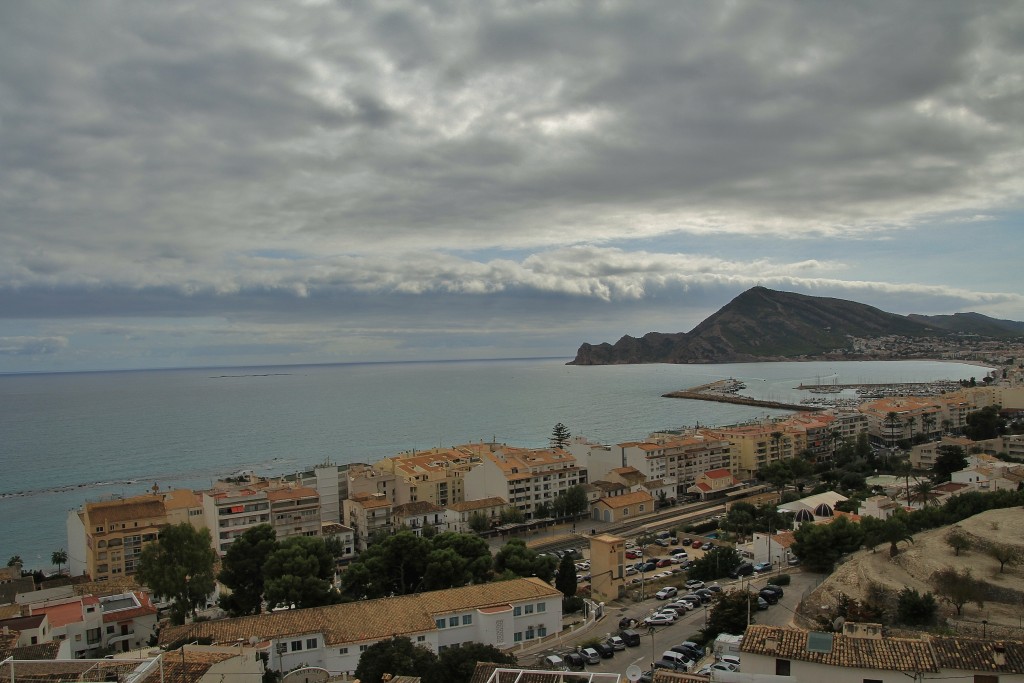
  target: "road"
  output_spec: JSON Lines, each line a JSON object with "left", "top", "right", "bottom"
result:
{"left": 532, "top": 571, "right": 821, "bottom": 676}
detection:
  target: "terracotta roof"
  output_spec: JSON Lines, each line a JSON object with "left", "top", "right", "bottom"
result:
{"left": 0, "top": 659, "right": 158, "bottom": 683}
{"left": 469, "top": 663, "right": 571, "bottom": 683}
{"left": 393, "top": 500, "right": 444, "bottom": 516}
{"left": 930, "top": 636, "right": 1024, "bottom": 673}
{"left": 741, "top": 625, "right": 938, "bottom": 672}
{"left": 448, "top": 497, "right": 507, "bottom": 512}
{"left": 705, "top": 468, "right": 733, "bottom": 479}
{"left": 86, "top": 496, "right": 167, "bottom": 524}
{"left": 2, "top": 639, "right": 61, "bottom": 661}
{"left": 694, "top": 482, "right": 711, "bottom": 492}
{"left": 591, "top": 481, "right": 628, "bottom": 493}
{"left": 160, "top": 578, "right": 560, "bottom": 648}
{"left": 101, "top": 591, "right": 157, "bottom": 623}
{"left": 593, "top": 491, "right": 654, "bottom": 509}
{"left": 0, "top": 614, "right": 45, "bottom": 631}
{"left": 162, "top": 488, "right": 202, "bottom": 510}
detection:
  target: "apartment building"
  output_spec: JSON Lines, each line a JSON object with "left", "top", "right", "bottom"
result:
{"left": 859, "top": 396, "right": 946, "bottom": 445}
{"left": 201, "top": 487, "right": 272, "bottom": 557}
{"left": 343, "top": 492, "right": 393, "bottom": 551}
{"left": 373, "top": 446, "right": 481, "bottom": 507}
{"left": 283, "top": 461, "right": 349, "bottom": 525}
{"left": 267, "top": 486, "right": 321, "bottom": 540}
{"left": 158, "top": 578, "right": 563, "bottom": 676}
{"left": 19, "top": 589, "right": 157, "bottom": 657}
{"left": 462, "top": 445, "right": 586, "bottom": 520}
{"left": 393, "top": 500, "right": 447, "bottom": 537}
{"left": 67, "top": 489, "right": 203, "bottom": 580}
{"left": 617, "top": 432, "right": 733, "bottom": 493}
{"left": 699, "top": 422, "right": 798, "bottom": 479}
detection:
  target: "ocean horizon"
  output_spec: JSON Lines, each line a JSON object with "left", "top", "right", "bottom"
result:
{"left": 0, "top": 357, "right": 989, "bottom": 571}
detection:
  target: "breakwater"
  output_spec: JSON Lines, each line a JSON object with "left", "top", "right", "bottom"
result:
{"left": 663, "top": 378, "right": 820, "bottom": 411}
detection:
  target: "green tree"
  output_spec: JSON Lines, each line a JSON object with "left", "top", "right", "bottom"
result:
{"left": 51, "top": 549, "right": 68, "bottom": 574}
{"left": 561, "top": 485, "right": 589, "bottom": 518}
{"left": 878, "top": 516, "right": 914, "bottom": 558}
{"left": 945, "top": 528, "right": 972, "bottom": 556}
{"left": 791, "top": 516, "right": 863, "bottom": 572}
{"left": 429, "top": 532, "right": 493, "bottom": 585}
{"left": 499, "top": 506, "right": 525, "bottom": 525}
{"left": 493, "top": 538, "right": 556, "bottom": 583}
{"left": 468, "top": 511, "right": 491, "bottom": 533}
{"left": 136, "top": 523, "right": 217, "bottom": 625}
{"left": 912, "top": 479, "right": 937, "bottom": 507}
{"left": 760, "top": 460, "right": 794, "bottom": 493}
{"left": 985, "top": 542, "right": 1022, "bottom": 573}
{"left": 884, "top": 412, "right": 903, "bottom": 448}
{"left": 6, "top": 556, "right": 22, "bottom": 567}
{"left": 687, "top": 546, "right": 743, "bottom": 582}
{"left": 556, "top": 554, "right": 578, "bottom": 598}
{"left": 896, "top": 588, "right": 938, "bottom": 626}
{"left": 428, "top": 642, "right": 517, "bottom": 683}
{"left": 217, "top": 524, "right": 278, "bottom": 616}
{"left": 930, "top": 567, "right": 985, "bottom": 616}
{"left": 965, "top": 405, "right": 1005, "bottom": 440}
{"left": 700, "top": 589, "right": 756, "bottom": 642}
{"left": 550, "top": 422, "right": 571, "bottom": 449}
{"left": 263, "top": 536, "right": 340, "bottom": 609}
{"left": 355, "top": 636, "right": 437, "bottom": 683}
{"left": 932, "top": 445, "right": 968, "bottom": 482}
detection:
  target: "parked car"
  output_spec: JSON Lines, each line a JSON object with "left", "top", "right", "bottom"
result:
{"left": 685, "top": 579, "right": 705, "bottom": 589}
{"left": 580, "top": 647, "right": 600, "bottom": 665}
{"left": 763, "top": 584, "right": 785, "bottom": 598}
{"left": 719, "top": 655, "right": 741, "bottom": 668}
{"left": 681, "top": 537, "right": 693, "bottom": 546}
{"left": 788, "top": 556, "right": 801, "bottom": 566}
{"left": 606, "top": 636, "right": 626, "bottom": 651}
{"left": 644, "top": 613, "right": 675, "bottom": 627}
{"left": 706, "top": 583, "right": 722, "bottom": 592}
{"left": 703, "top": 542, "right": 715, "bottom": 551}
{"left": 542, "top": 655, "right": 568, "bottom": 671}
{"left": 639, "top": 561, "right": 657, "bottom": 572}
{"left": 671, "top": 549, "right": 689, "bottom": 559}
{"left": 690, "top": 540, "right": 703, "bottom": 549}
{"left": 626, "top": 550, "right": 641, "bottom": 559}
{"left": 759, "top": 588, "right": 780, "bottom": 604}
{"left": 594, "top": 642, "right": 615, "bottom": 658}
{"left": 619, "top": 629, "right": 641, "bottom": 646}
{"left": 672, "top": 644, "right": 703, "bottom": 661}
{"left": 752, "top": 562, "right": 772, "bottom": 573}
{"left": 729, "top": 562, "right": 754, "bottom": 579}
{"left": 564, "top": 652, "right": 586, "bottom": 670}
{"left": 664, "top": 601, "right": 690, "bottom": 615}
{"left": 656, "top": 586, "right": 678, "bottom": 600}
{"left": 654, "top": 609, "right": 679, "bottom": 623}
{"left": 659, "top": 651, "right": 693, "bottom": 669}
{"left": 656, "top": 558, "right": 673, "bottom": 568}
{"left": 756, "top": 596, "right": 770, "bottom": 610}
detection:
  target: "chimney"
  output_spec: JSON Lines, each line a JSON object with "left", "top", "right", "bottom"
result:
{"left": 765, "top": 637, "right": 778, "bottom": 652}
{"left": 994, "top": 643, "right": 1006, "bottom": 667}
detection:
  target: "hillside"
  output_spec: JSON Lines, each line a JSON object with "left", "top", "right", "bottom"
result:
{"left": 569, "top": 287, "right": 1021, "bottom": 365}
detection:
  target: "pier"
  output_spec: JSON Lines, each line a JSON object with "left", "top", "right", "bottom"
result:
{"left": 662, "top": 379, "right": 821, "bottom": 412}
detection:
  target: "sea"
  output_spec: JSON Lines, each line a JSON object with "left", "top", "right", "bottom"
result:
{"left": 0, "top": 357, "right": 990, "bottom": 570}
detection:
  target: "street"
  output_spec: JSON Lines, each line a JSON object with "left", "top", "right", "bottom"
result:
{"left": 534, "top": 570, "right": 821, "bottom": 676}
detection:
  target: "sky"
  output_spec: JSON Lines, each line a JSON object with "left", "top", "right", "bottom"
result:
{"left": 1, "top": 0, "right": 1023, "bottom": 373}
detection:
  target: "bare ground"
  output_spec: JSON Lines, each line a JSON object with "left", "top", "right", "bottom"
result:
{"left": 800, "top": 508, "right": 1024, "bottom": 635}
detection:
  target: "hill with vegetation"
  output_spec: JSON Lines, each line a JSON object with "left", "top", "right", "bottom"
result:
{"left": 569, "top": 286, "right": 1022, "bottom": 365}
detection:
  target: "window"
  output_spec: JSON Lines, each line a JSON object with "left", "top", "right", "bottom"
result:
{"left": 538, "top": 625, "right": 547, "bottom": 637}
{"left": 462, "top": 615, "right": 472, "bottom": 625}
{"left": 449, "top": 616, "right": 458, "bottom": 627}
{"left": 639, "top": 504, "right": 646, "bottom": 512}
{"left": 106, "top": 626, "right": 115, "bottom": 634}
{"left": 338, "top": 648, "right": 348, "bottom": 655}
{"left": 525, "top": 626, "right": 535, "bottom": 640}
{"left": 359, "top": 645, "right": 368, "bottom": 652}
{"left": 775, "top": 660, "right": 791, "bottom": 676}
{"left": 513, "top": 632, "right": 523, "bottom": 643}
{"left": 537, "top": 602, "right": 545, "bottom": 612}
{"left": 513, "top": 606, "right": 522, "bottom": 616}
{"left": 306, "top": 638, "right": 317, "bottom": 650}
{"left": 417, "top": 636, "right": 426, "bottom": 642}
{"left": 435, "top": 619, "right": 446, "bottom": 629}
{"left": 525, "top": 604, "right": 534, "bottom": 614}
{"left": 290, "top": 640, "right": 302, "bottom": 652}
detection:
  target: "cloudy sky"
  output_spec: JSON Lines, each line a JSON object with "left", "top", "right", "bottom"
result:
{"left": 1, "top": 0, "right": 1023, "bottom": 372}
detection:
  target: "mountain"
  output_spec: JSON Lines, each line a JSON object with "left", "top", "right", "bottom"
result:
{"left": 906, "top": 312, "right": 1024, "bottom": 338}
{"left": 569, "top": 287, "right": 1021, "bottom": 365}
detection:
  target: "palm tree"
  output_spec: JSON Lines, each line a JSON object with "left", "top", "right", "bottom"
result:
{"left": 906, "top": 416, "right": 917, "bottom": 442}
{"left": 894, "top": 460, "right": 914, "bottom": 506}
{"left": 884, "top": 412, "right": 902, "bottom": 448}
{"left": 880, "top": 517, "right": 914, "bottom": 557}
{"left": 771, "top": 431, "right": 784, "bottom": 462}
{"left": 51, "top": 549, "right": 68, "bottom": 575}
{"left": 913, "top": 479, "right": 937, "bottom": 508}
{"left": 922, "top": 413, "right": 937, "bottom": 439}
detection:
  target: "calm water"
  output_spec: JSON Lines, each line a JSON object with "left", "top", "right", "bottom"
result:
{"left": 0, "top": 358, "right": 987, "bottom": 569}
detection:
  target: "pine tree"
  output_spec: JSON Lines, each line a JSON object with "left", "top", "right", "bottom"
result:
{"left": 550, "top": 422, "right": 571, "bottom": 449}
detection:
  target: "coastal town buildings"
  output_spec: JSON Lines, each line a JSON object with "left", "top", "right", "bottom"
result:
{"left": 372, "top": 446, "right": 480, "bottom": 507}
{"left": 393, "top": 500, "right": 447, "bottom": 537}
{"left": 741, "top": 623, "right": 1024, "bottom": 682}
{"left": 699, "top": 422, "right": 798, "bottom": 479}
{"left": 590, "top": 490, "right": 654, "bottom": 523}
{"left": 462, "top": 444, "right": 586, "bottom": 520}
{"left": 67, "top": 488, "right": 203, "bottom": 580}
{"left": 283, "top": 461, "right": 349, "bottom": 525}
{"left": 158, "top": 578, "right": 562, "bottom": 676}
{"left": 445, "top": 497, "right": 507, "bottom": 534}
{"left": 342, "top": 492, "right": 393, "bottom": 551}
{"left": 201, "top": 480, "right": 322, "bottom": 557}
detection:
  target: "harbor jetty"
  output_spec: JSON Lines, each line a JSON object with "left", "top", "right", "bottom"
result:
{"left": 662, "top": 379, "right": 821, "bottom": 411}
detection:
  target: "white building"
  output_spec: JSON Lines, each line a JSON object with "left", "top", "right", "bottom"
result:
{"left": 159, "top": 578, "right": 562, "bottom": 678}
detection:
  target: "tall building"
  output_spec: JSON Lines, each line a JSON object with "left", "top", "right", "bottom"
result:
{"left": 462, "top": 444, "right": 586, "bottom": 520}
{"left": 67, "top": 489, "right": 203, "bottom": 581}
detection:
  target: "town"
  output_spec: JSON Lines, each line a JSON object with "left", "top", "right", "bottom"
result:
{"left": 4, "top": 363, "right": 1024, "bottom": 683}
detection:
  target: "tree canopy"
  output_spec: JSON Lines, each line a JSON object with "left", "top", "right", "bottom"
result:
{"left": 964, "top": 405, "right": 1005, "bottom": 440}
{"left": 930, "top": 567, "right": 985, "bottom": 616}
{"left": 701, "top": 589, "right": 755, "bottom": 642}
{"left": 791, "top": 516, "right": 864, "bottom": 572}
{"left": 555, "top": 554, "right": 578, "bottom": 598}
{"left": 355, "top": 637, "right": 437, "bottom": 683}
{"left": 932, "top": 445, "right": 968, "bottom": 482}
{"left": 550, "top": 422, "right": 571, "bottom": 449}
{"left": 217, "top": 524, "right": 277, "bottom": 616}
{"left": 263, "top": 536, "right": 340, "bottom": 609}
{"left": 493, "top": 538, "right": 556, "bottom": 583}
{"left": 136, "top": 523, "right": 217, "bottom": 625}
{"left": 687, "top": 546, "right": 743, "bottom": 582}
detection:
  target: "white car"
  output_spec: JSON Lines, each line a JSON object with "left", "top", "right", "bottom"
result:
{"left": 644, "top": 613, "right": 675, "bottom": 627}
{"left": 655, "top": 609, "right": 679, "bottom": 623}
{"left": 656, "top": 586, "right": 678, "bottom": 600}
{"left": 625, "top": 566, "right": 638, "bottom": 576}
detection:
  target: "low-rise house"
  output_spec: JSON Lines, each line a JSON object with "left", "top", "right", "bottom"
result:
{"left": 393, "top": 500, "right": 447, "bottom": 537}
{"left": 446, "top": 497, "right": 507, "bottom": 533}
{"left": 687, "top": 468, "right": 742, "bottom": 500}
{"left": 320, "top": 522, "right": 355, "bottom": 563}
{"left": 590, "top": 491, "right": 654, "bottom": 523}
{"left": 343, "top": 492, "right": 393, "bottom": 551}
{"left": 858, "top": 495, "right": 901, "bottom": 520}
{"left": 741, "top": 623, "right": 1024, "bottom": 682}
{"left": 159, "top": 578, "right": 562, "bottom": 678}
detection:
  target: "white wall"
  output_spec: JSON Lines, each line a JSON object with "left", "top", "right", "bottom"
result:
{"left": 66, "top": 509, "right": 87, "bottom": 577}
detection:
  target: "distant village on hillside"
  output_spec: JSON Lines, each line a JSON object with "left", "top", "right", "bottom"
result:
{"left": 4, "top": 364, "right": 1024, "bottom": 683}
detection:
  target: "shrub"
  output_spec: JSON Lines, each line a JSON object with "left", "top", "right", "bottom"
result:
{"left": 563, "top": 595, "right": 585, "bottom": 614}
{"left": 772, "top": 574, "right": 791, "bottom": 586}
